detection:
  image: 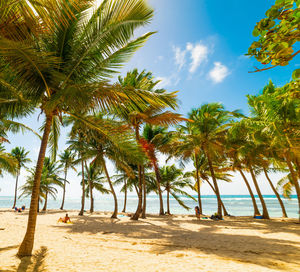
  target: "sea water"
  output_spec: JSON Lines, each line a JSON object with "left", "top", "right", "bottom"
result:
{"left": 0, "top": 195, "right": 298, "bottom": 218}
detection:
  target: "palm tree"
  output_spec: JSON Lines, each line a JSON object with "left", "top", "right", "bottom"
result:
{"left": 0, "top": 144, "right": 17, "bottom": 179}
{"left": 141, "top": 124, "right": 172, "bottom": 215}
{"left": 19, "top": 157, "right": 63, "bottom": 212}
{"left": 1, "top": 0, "right": 183, "bottom": 256}
{"left": 173, "top": 103, "right": 240, "bottom": 219}
{"left": 226, "top": 125, "right": 261, "bottom": 217}
{"left": 159, "top": 165, "right": 196, "bottom": 214}
{"left": 59, "top": 150, "right": 76, "bottom": 210}
{"left": 247, "top": 81, "right": 300, "bottom": 220}
{"left": 113, "top": 164, "right": 140, "bottom": 213}
{"left": 11, "top": 147, "right": 31, "bottom": 209}
{"left": 117, "top": 68, "right": 183, "bottom": 220}
{"left": 81, "top": 162, "right": 110, "bottom": 212}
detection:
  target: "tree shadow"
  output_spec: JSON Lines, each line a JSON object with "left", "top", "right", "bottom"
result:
{"left": 0, "top": 245, "right": 19, "bottom": 252}
{"left": 13, "top": 246, "right": 48, "bottom": 272}
{"left": 52, "top": 213, "right": 300, "bottom": 271}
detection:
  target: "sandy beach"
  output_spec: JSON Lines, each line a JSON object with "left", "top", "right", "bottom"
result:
{"left": 0, "top": 209, "right": 299, "bottom": 272}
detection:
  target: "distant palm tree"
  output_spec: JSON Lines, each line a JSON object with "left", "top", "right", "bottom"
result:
{"left": 59, "top": 150, "right": 76, "bottom": 210}
{"left": 11, "top": 147, "right": 31, "bottom": 209}
{"left": 82, "top": 163, "right": 110, "bottom": 213}
{"left": 19, "top": 157, "right": 63, "bottom": 212}
{"left": 159, "top": 165, "right": 196, "bottom": 215}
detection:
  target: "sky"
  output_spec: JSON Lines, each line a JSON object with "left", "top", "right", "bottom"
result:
{"left": 0, "top": 0, "right": 298, "bottom": 199}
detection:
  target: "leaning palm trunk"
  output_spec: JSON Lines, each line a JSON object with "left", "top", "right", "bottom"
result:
{"left": 195, "top": 156, "right": 202, "bottom": 214}
{"left": 285, "top": 152, "right": 300, "bottom": 222}
{"left": 60, "top": 169, "right": 67, "bottom": 210}
{"left": 78, "top": 159, "right": 85, "bottom": 216}
{"left": 141, "top": 166, "right": 147, "bottom": 218}
{"left": 249, "top": 165, "right": 269, "bottom": 219}
{"left": 238, "top": 169, "right": 261, "bottom": 216}
{"left": 263, "top": 168, "right": 287, "bottom": 218}
{"left": 42, "top": 192, "right": 48, "bottom": 211}
{"left": 122, "top": 179, "right": 127, "bottom": 213}
{"left": 153, "top": 162, "right": 164, "bottom": 215}
{"left": 131, "top": 165, "right": 143, "bottom": 220}
{"left": 18, "top": 114, "right": 53, "bottom": 257}
{"left": 102, "top": 157, "right": 118, "bottom": 218}
{"left": 12, "top": 171, "right": 20, "bottom": 209}
{"left": 205, "top": 150, "right": 222, "bottom": 218}
{"left": 205, "top": 178, "right": 229, "bottom": 216}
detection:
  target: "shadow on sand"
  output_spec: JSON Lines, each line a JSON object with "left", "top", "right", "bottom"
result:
{"left": 1, "top": 246, "right": 48, "bottom": 272}
{"left": 52, "top": 213, "right": 300, "bottom": 271}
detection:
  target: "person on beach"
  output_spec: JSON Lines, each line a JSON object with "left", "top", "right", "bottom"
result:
{"left": 195, "top": 206, "right": 201, "bottom": 219}
{"left": 21, "top": 205, "right": 25, "bottom": 211}
{"left": 58, "top": 213, "right": 71, "bottom": 223}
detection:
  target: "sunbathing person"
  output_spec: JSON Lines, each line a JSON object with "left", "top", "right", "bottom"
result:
{"left": 58, "top": 213, "right": 71, "bottom": 223}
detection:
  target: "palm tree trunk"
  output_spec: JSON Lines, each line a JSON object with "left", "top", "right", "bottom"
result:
{"left": 141, "top": 166, "right": 147, "bottom": 218}
{"left": 60, "top": 169, "right": 67, "bottom": 210}
{"left": 205, "top": 178, "right": 229, "bottom": 216}
{"left": 42, "top": 192, "right": 48, "bottom": 211}
{"left": 285, "top": 152, "right": 300, "bottom": 222}
{"left": 239, "top": 169, "right": 261, "bottom": 216}
{"left": 102, "top": 157, "right": 118, "bottom": 219}
{"left": 12, "top": 171, "right": 20, "bottom": 209}
{"left": 166, "top": 188, "right": 171, "bottom": 215}
{"left": 85, "top": 162, "right": 94, "bottom": 213}
{"left": 195, "top": 155, "right": 202, "bottom": 214}
{"left": 132, "top": 126, "right": 143, "bottom": 220}
{"left": 205, "top": 150, "right": 222, "bottom": 218}
{"left": 263, "top": 168, "right": 287, "bottom": 218}
{"left": 18, "top": 113, "right": 53, "bottom": 257}
{"left": 131, "top": 165, "right": 143, "bottom": 220}
{"left": 78, "top": 159, "right": 85, "bottom": 216}
{"left": 153, "top": 162, "right": 164, "bottom": 215}
{"left": 249, "top": 165, "right": 270, "bottom": 219}
{"left": 122, "top": 179, "right": 127, "bottom": 213}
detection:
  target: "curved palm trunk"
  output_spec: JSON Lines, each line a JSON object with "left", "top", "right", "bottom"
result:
{"left": 60, "top": 169, "right": 67, "bottom": 210}
{"left": 141, "top": 166, "right": 147, "bottom": 218}
{"left": 12, "top": 171, "right": 20, "bottom": 209}
{"left": 239, "top": 169, "right": 261, "bottom": 216}
{"left": 205, "top": 178, "right": 229, "bottom": 216}
{"left": 249, "top": 165, "right": 269, "bottom": 219}
{"left": 131, "top": 165, "right": 143, "bottom": 220}
{"left": 285, "top": 153, "right": 300, "bottom": 222}
{"left": 263, "top": 168, "right": 287, "bottom": 218}
{"left": 102, "top": 157, "right": 118, "bottom": 219}
{"left": 205, "top": 150, "right": 222, "bottom": 218}
{"left": 153, "top": 162, "right": 164, "bottom": 215}
{"left": 195, "top": 155, "right": 202, "bottom": 214}
{"left": 122, "top": 179, "right": 127, "bottom": 213}
{"left": 78, "top": 159, "right": 85, "bottom": 216}
{"left": 42, "top": 192, "right": 48, "bottom": 211}
{"left": 18, "top": 113, "right": 53, "bottom": 257}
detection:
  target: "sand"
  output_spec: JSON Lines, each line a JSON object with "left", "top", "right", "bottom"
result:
{"left": 0, "top": 209, "right": 299, "bottom": 272}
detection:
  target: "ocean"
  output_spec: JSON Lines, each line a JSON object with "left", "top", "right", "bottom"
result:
{"left": 0, "top": 195, "right": 298, "bottom": 218}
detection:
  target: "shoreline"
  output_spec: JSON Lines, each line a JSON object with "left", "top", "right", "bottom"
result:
{"left": 1, "top": 210, "right": 300, "bottom": 271}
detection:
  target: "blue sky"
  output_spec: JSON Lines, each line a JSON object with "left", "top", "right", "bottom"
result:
{"left": 0, "top": 0, "right": 298, "bottom": 199}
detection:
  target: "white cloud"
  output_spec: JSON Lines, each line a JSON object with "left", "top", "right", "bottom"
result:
{"left": 208, "top": 62, "right": 230, "bottom": 83}
{"left": 173, "top": 46, "right": 186, "bottom": 70}
{"left": 157, "top": 75, "right": 180, "bottom": 89}
{"left": 157, "top": 76, "right": 172, "bottom": 89}
{"left": 186, "top": 43, "right": 209, "bottom": 73}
